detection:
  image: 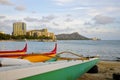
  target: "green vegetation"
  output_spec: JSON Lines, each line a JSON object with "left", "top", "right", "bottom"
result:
{"left": 0, "top": 33, "right": 52, "bottom": 40}
{"left": 0, "top": 33, "right": 11, "bottom": 40}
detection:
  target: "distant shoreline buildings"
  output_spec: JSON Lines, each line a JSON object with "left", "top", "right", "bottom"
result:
{"left": 12, "top": 22, "right": 56, "bottom": 41}
{"left": 12, "top": 22, "right": 26, "bottom": 36}
{"left": 91, "top": 37, "right": 101, "bottom": 41}
{"left": 0, "top": 22, "right": 56, "bottom": 41}
{"left": 27, "top": 29, "right": 56, "bottom": 40}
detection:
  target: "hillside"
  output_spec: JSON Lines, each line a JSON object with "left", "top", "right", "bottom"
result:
{"left": 56, "top": 32, "right": 90, "bottom": 40}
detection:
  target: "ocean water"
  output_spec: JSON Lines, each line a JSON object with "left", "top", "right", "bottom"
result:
{"left": 0, "top": 40, "right": 120, "bottom": 61}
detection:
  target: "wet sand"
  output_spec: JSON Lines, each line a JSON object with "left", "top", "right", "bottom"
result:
{"left": 78, "top": 61, "right": 120, "bottom": 80}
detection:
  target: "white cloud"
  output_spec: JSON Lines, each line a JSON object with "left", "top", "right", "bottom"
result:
{"left": 88, "top": 6, "right": 120, "bottom": 17}
{"left": 52, "top": 22, "right": 59, "bottom": 26}
{"left": 104, "top": 7, "right": 120, "bottom": 12}
{"left": 53, "top": 0, "right": 75, "bottom": 5}
{"left": 15, "top": 5, "right": 26, "bottom": 11}
{"left": 0, "top": 19, "right": 21, "bottom": 34}
{"left": 70, "top": 6, "right": 91, "bottom": 11}
{"left": 0, "top": 21, "right": 10, "bottom": 32}
{"left": 24, "top": 17, "right": 40, "bottom": 22}
{"left": 4, "top": 19, "right": 21, "bottom": 23}
{"left": 0, "top": 0, "right": 14, "bottom": 6}
{"left": 0, "top": 15, "right": 6, "bottom": 19}
{"left": 64, "top": 18, "right": 73, "bottom": 22}
{"left": 88, "top": 8, "right": 102, "bottom": 16}
{"left": 41, "top": 15, "right": 56, "bottom": 22}
{"left": 93, "top": 15, "right": 115, "bottom": 25}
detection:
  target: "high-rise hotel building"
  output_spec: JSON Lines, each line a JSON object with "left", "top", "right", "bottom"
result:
{"left": 12, "top": 22, "right": 26, "bottom": 36}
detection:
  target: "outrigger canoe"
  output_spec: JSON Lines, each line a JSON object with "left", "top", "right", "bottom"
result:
{"left": 0, "top": 43, "right": 57, "bottom": 62}
{"left": 0, "top": 58, "right": 31, "bottom": 66}
{"left": 0, "top": 58, "right": 99, "bottom": 80}
{"left": 0, "top": 43, "right": 27, "bottom": 54}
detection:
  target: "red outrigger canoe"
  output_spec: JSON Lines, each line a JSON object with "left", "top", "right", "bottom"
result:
{"left": 0, "top": 43, "right": 27, "bottom": 54}
{"left": 0, "top": 43, "right": 57, "bottom": 62}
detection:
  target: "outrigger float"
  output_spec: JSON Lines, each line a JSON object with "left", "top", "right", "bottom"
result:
{"left": 0, "top": 51, "right": 99, "bottom": 80}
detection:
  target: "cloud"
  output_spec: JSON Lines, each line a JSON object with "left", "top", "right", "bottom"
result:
{"left": 31, "top": 11, "right": 37, "bottom": 14}
{"left": 15, "top": 5, "right": 26, "bottom": 11}
{"left": 24, "top": 17, "right": 40, "bottom": 22}
{"left": 84, "top": 22, "right": 92, "bottom": 25}
{"left": 52, "top": 22, "right": 59, "bottom": 26}
{"left": 0, "top": 16, "right": 6, "bottom": 19}
{"left": 24, "top": 15, "right": 56, "bottom": 23}
{"left": 0, "top": 21, "right": 11, "bottom": 32}
{"left": 93, "top": 15, "right": 115, "bottom": 25}
{"left": 71, "top": 6, "right": 91, "bottom": 11}
{"left": 66, "top": 14, "right": 72, "bottom": 17}
{"left": 42, "top": 15, "right": 56, "bottom": 21}
{"left": 53, "top": 0, "right": 75, "bottom": 5}
{"left": 104, "top": 7, "right": 120, "bottom": 12}
{"left": 39, "top": 15, "right": 56, "bottom": 23}
{"left": 45, "top": 26, "right": 74, "bottom": 34}
{"left": 0, "top": 0, "right": 14, "bottom": 6}
{"left": 0, "top": 19, "right": 21, "bottom": 34}
{"left": 0, "top": 27, "right": 12, "bottom": 34}
{"left": 87, "top": 6, "right": 120, "bottom": 17}
{"left": 4, "top": 19, "right": 21, "bottom": 23}
{"left": 65, "top": 18, "right": 73, "bottom": 22}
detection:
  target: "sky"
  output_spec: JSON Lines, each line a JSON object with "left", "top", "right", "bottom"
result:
{"left": 0, "top": 0, "right": 120, "bottom": 40}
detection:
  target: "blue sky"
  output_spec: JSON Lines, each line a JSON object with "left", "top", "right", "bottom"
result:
{"left": 0, "top": 0, "right": 120, "bottom": 40}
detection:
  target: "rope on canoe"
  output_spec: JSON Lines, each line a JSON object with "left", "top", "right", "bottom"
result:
{"left": 55, "top": 51, "right": 89, "bottom": 60}
{"left": 56, "top": 51, "right": 83, "bottom": 57}
{"left": 55, "top": 51, "right": 99, "bottom": 60}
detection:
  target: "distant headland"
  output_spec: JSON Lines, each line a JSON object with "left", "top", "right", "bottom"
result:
{"left": 56, "top": 32, "right": 90, "bottom": 40}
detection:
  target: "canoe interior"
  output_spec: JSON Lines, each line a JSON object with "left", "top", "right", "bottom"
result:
{"left": 21, "top": 58, "right": 99, "bottom": 80}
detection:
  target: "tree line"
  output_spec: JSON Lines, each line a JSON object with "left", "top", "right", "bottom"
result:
{"left": 0, "top": 33, "right": 52, "bottom": 40}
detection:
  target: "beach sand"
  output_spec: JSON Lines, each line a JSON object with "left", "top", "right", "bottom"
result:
{"left": 78, "top": 61, "right": 120, "bottom": 80}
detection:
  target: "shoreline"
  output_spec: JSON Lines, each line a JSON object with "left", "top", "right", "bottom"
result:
{"left": 0, "top": 39, "right": 56, "bottom": 42}
{"left": 78, "top": 61, "right": 120, "bottom": 80}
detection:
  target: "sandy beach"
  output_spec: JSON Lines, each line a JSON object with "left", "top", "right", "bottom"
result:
{"left": 78, "top": 61, "right": 120, "bottom": 80}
